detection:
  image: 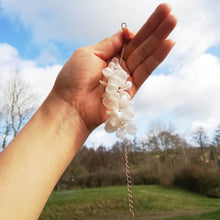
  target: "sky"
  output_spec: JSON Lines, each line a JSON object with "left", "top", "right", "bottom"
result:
{"left": 0, "top": 0, "right": 220, "bottom": 148}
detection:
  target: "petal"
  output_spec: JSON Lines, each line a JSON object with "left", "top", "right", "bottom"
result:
{"left": 111, "top": 57, "right": 119, "bottom": 65}
{"left": 102, "top": 96, "right": 118, "bottom": 110}
{"left": 106, "top": 85, "right": 118, "bottom": 93}
{"left": 102, "top": 67, "right": 113, "bottom": 79}
{"left": 108, "top": 61, "right": 115, "bottom": 69}
{"left": 115, "top": 69, "right": 128, "bottom": 81}
{"left": 119, "top": 95, "right": 130, "bottom": 108}
{"left": 103, "top": 92, "right": 120, "bottom": 100}
{"left": 108, "top": 75, "right": 123, "bottom": 87}
{"left": 126, "top": 123, "right": 137, "bottom": 135}
{"left": 104, "top": 118, "right": 120, "bottom": 133}
{"left": 116, "top": 129, "right": 126, "bottom": 140}
{"left": 108, "top": 110, "right": 121, "bottom": 119}
{"left": 109, "top": 117, "right": 121, "bottom": 128}
{"left": 120, "top": 91, "right": 131, "bottom": 99}
{"left": 120, "top": 106, "right": 135, "bottom": 121}
{"left": 121, "top": 81, "right": 132, "bottom": 90}
{"left": 99, "top": 80, "right": 107, "bottom": 86}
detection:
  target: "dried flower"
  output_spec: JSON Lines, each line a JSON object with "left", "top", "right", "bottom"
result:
{"left": 100, "top": 58, "right": 137, "bottom": 139}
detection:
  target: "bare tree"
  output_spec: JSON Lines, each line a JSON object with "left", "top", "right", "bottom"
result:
{"left": 213, "top": 124, "right": 220, "bottom": 147}
{"left": 0, "top": 73, "right": 37, "bottom": 149}
{"left": 145, "top": 123, "right": 185, "bottom": 162}
{"left": 193, "top": 126, "right": 208, "bottom": 162}
{"left": 210, "top": 124, "right": 220, "bottom": 162}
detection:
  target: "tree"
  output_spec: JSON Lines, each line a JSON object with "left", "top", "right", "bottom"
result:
{"left": 213, "top": 124, "right": 220, "bottom": 147}
{"left": 193, "top": 127, "right": 208, "bottom": 162}
{"left": 0, "top": 74, "right": 37, "bottom": 149}
{"left": 145, "top": 124, "right": 185, "bottom": 162}
{"left": 210, "top": 124, "right": 220, "bottom": 163}
{"left": 96, "top": 145, "right": 108, "bottom": 169}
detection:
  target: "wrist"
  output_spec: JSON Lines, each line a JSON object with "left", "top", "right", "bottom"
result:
{"left": 40, "top": 90, "right": 90, "bottom": 155}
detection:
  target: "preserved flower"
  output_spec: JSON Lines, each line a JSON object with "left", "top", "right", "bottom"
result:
{"left": 100, "top": 58, "right": 137, "bottom": 139}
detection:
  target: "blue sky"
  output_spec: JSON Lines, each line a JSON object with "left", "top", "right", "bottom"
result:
{"left": 0, "top": 7, "right": 74, "bottom": 64}
{"left": 0, "top": 7, "right": 32, "bottom": 59}
{"left": 0, "top": 0, "right": 220, "bottom": 148}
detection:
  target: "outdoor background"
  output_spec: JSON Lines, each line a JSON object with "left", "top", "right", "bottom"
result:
{"left": 0, "top": 0, "right": 220, "bottom": 219}
{"left": 0, "top": 0, "right": 220, "bottom": 148}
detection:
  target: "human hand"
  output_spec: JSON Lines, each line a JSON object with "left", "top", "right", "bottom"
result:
{"left": 52, "top": 3, "right": 177, "bottom": 133}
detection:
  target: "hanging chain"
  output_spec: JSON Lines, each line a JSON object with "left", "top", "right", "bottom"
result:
{"left": 120, "top": 23, "right": 135, "bottom": 219}
{"left": 120, "top": 41, "right": 127, "bottom": 65}
{"left": 120, "top": 22, "right": 127, "bottom": 65}
{"left": 124, "top": 141, "right": 135, "bottom": 219}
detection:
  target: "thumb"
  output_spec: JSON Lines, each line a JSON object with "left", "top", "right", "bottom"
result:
{"left": 93, "top": 28, "right": 135, "bottom": 61}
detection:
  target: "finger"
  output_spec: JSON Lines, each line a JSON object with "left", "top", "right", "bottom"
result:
{"left": 124, "top": 3, "right": 172, "bottom": 59}
{"left": 132, "top": 39, "right": 175, "bottom": 91}
{"left": 93, "top": 28, "right": 135, "bottom": 61}
{"left": 127, "top": 14, "right": 177, "bottom": 73}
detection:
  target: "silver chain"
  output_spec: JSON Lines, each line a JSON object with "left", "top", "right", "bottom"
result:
{"left": 120, "top": 23, "right": 135, "bottom": 219}
{"left": 124, "top": 141, "right": 135, "bottom": 219}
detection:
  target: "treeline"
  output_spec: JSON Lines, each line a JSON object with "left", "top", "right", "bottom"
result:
{"left": 55, "top": 124, "right": 220, "bottom": 198}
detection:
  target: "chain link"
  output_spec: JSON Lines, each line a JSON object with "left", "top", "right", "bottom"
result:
{"left": 119, "top": 42, "right": 127, "bottom": 65}
{"left": 124, "top": 141, "right": 135, "bottom": 219}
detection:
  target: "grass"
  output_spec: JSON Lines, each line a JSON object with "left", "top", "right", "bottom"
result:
{"left": 163, "top": 209, "right": 220, "bottom": 220}
{"left": 39, "top": 185, "right": 220, "bottom": 220}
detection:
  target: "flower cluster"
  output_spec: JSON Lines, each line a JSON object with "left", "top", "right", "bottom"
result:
{"left": 100, "top": 58, "right": 137, "bottom": 140}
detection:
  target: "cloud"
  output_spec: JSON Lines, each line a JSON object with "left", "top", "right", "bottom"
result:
{"left": 0, "top": 43, "right": 62, "bottom": 104}
{"left": 135, "top": 53, "right": 220, "bottom": 116}
{"left": 0, "top": 43, "right": 19, "bottom": 64}
{"left": 160, "top": 0, "right": 220, "bottom": 67}
{"left": 134, "top": 52, "right": 220, "bottom": 138}
{"left": 1, "top": 0, "right": 220, "bottom": 52}
{"left": 0, "top": 0, "right": 155, "bottom": 44}
{"left": 1, "top": 0, "right": 220, "bottom": 147}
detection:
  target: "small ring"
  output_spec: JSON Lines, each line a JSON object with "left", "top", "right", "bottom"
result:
{"left": 121, "top": 22, "right": 127, "bottom": 30}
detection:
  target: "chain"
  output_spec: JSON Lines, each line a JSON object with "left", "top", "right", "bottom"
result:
{"left": 120, "top": 23, "right": 135, "bottom": 219}
{"left": 120, "top": 22, "right": 127, "bottom": 65}
{"left": 120, "top": 42, "right": 127, "bottom": 65}
{"left": 124, "top": 140, "right": 135, "bottom": 219}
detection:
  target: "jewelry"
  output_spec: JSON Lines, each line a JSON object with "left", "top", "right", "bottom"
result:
{"left": 100, "top": 22, "right": 136, "bottom": 220}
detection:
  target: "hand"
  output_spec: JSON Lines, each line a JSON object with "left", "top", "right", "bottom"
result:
{"left": 52, "top": 3, "right": 177, "bottom": 133}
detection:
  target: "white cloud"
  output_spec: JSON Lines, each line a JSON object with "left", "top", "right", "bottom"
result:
{"left": 191, "top": 118, "right": 220, "bottom": 135}
{"left": 0, "top": 43, "right": 19, "bottom": 65}
{"left": 1, "top": 0, "right": 220, "bottom": 52}
{"left": 1, "top": 0, "right": 220, "bottom": 147}
{"left": 0, "top": 43, "right": 62, "bottom": 104}
{"left": 160, "top": 0, "right": 220, "bottom": 67}
{"left": 136, "top": 53, "right": 220, "bottom": 117}
{"left": 0, "top": 0, "right": 155, "bottom": 44}
{"left": 134, "top": 52, "right": 220, "bottom": 140}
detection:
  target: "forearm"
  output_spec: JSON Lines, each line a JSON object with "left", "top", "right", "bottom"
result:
{"left": 0, "top": 91, "right": 89, "bottom": 220}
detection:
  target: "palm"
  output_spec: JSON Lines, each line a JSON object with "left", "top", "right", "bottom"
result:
{"left": 69, "top": 49, "right": 109, "bottom": 130}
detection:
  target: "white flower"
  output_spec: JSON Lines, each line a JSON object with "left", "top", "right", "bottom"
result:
{"left": 126, "top": 123, "right": 137, "bottom": 135}
{"left": 116, "top": 129, "right": 126, "bottom": 140}
{"left": 100, "top": 58, "right": 137, "bottom": 140}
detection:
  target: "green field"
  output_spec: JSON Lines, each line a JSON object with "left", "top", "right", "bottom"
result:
{"left": 39, "top": 185, "right": 220, "bottom": 220}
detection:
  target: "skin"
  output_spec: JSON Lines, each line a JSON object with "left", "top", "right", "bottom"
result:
{"left": 0, "top": 3, "right": 177, "bottom": 220}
